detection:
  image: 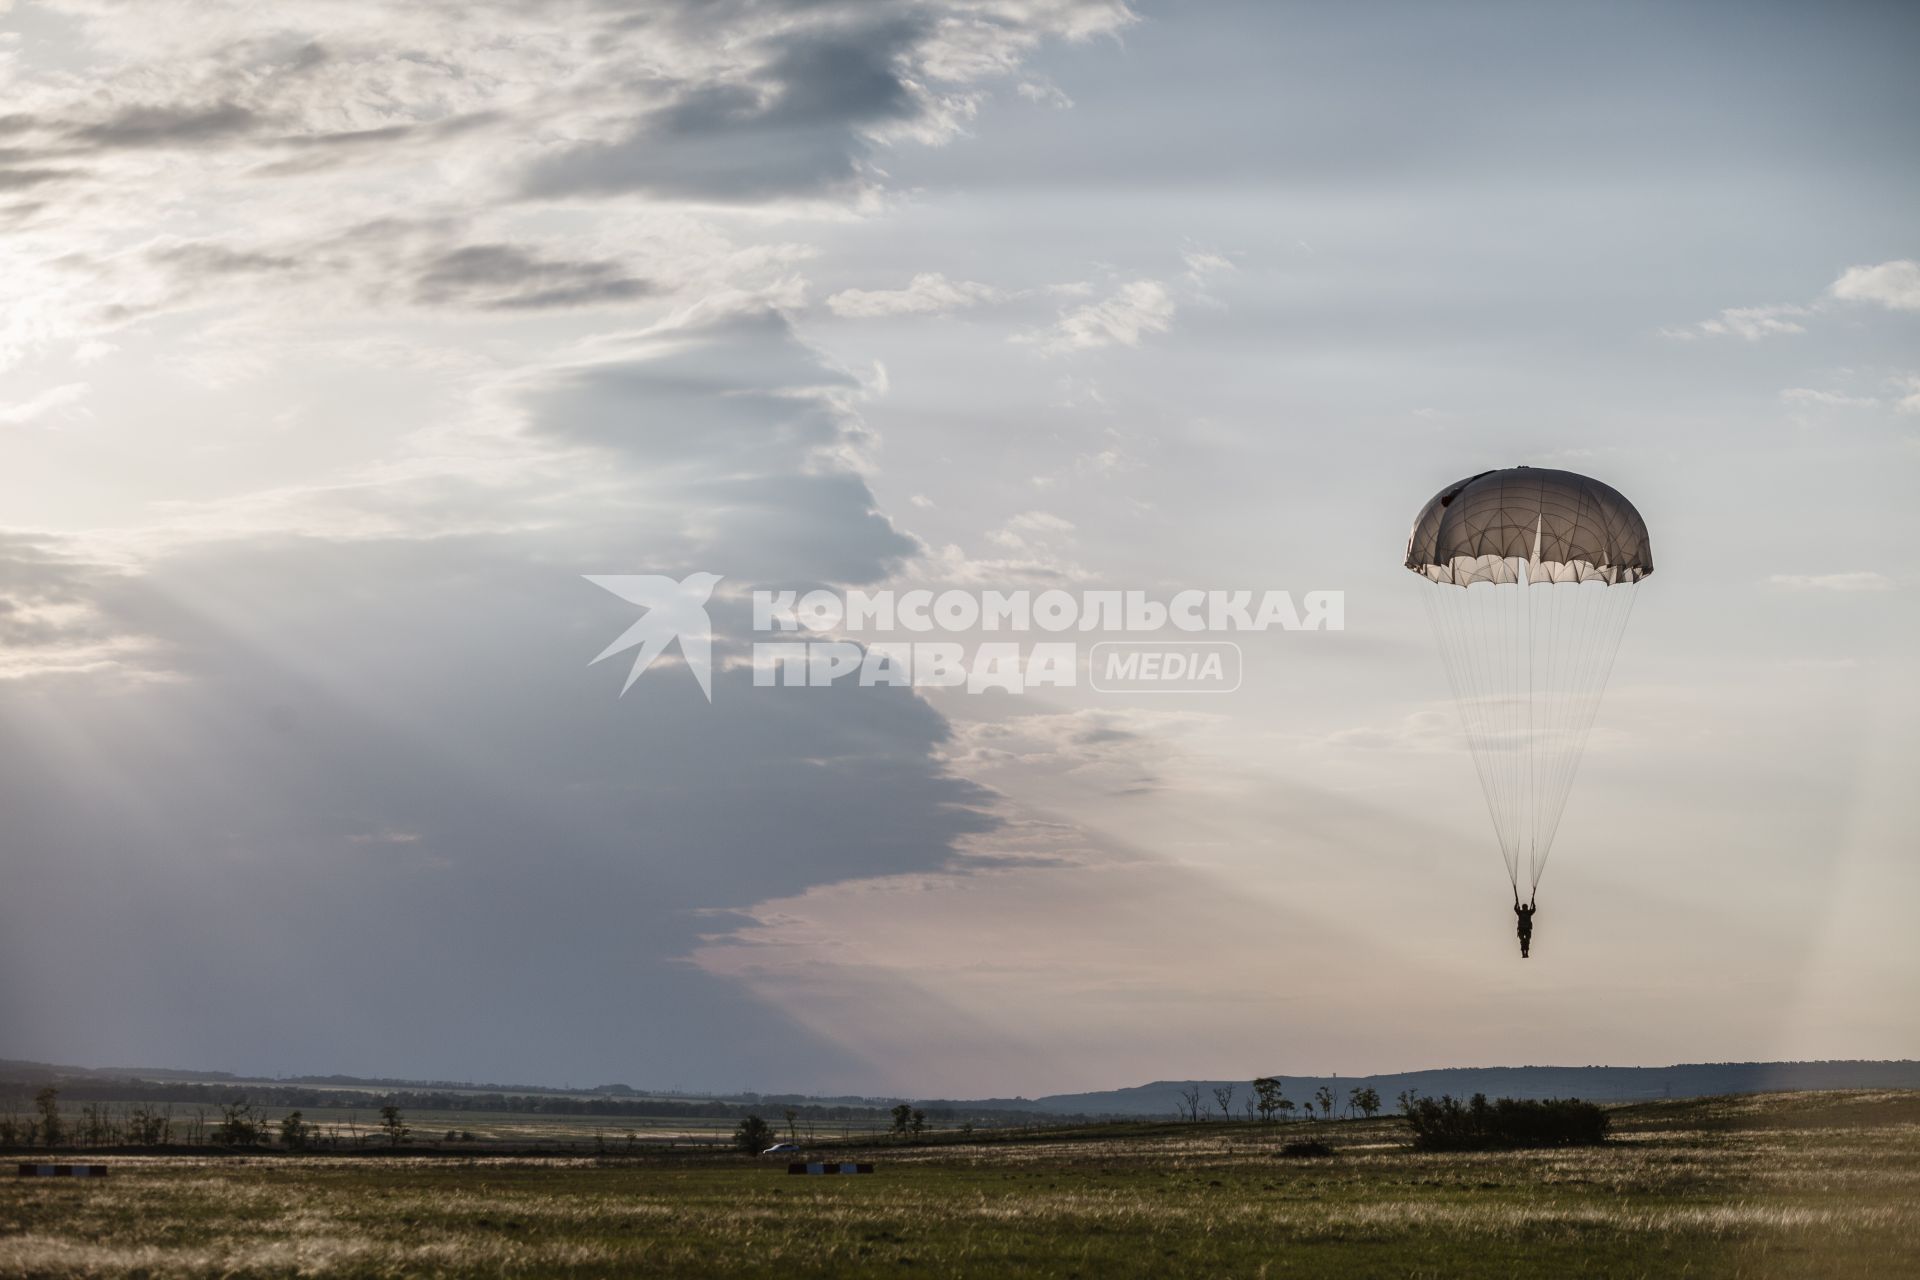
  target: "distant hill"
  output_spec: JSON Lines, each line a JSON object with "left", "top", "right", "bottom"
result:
{"left": 7, "top": 1057, "right": 1918, "bottom": 1118}
{"left": 1019, "top": 1061, "right": 1920, "bottom": 1116}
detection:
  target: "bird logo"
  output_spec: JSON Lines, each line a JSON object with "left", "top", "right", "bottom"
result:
{"left": 584, "top": 572, "right": 723, "bottom": 700}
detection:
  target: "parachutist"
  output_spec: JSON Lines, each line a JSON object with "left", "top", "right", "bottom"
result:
{"left": 1514, "top": 895, "right": 1536, "bottom": 959}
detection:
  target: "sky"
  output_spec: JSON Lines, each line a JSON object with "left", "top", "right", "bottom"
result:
{"left": 1, "top": 0, "right": 1916, "bottom": 1098}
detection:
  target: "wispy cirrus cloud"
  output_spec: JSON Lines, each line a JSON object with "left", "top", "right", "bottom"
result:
{"left": 1779, "top": 387, "right": 1879, "bottom": 409}
{"left": 0, "top": 381, "right": 89, "bottom": 426}
{"left": 1020, "top": 279, "right": 1176, "bottom": 354}
{"left": 827, "top": 272, "right": 1002, "bottom": 318}
{"left": 1892, "top": 375, "right": 1920, "bottom": 415}
{"left": 1767, "top": 571, "right": 1894, "bottom": 591}
{"left": 1664, "top": 258, "right": 1919, "bottom": 345}
{"left": 1661, "top": 303, "right": 1811, "bottom": 341}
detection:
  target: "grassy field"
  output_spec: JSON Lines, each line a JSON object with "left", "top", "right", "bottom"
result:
{"left": 4, "top": 1091, "right": 1918, "bottom": 1278}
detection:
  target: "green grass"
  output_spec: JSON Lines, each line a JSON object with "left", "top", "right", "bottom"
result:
{"left": 5, "top": 1091, "right": 1918, "bottom": 1277}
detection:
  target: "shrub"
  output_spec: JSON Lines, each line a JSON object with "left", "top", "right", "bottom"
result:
{"left": 733, "top": 1114, "right": 773, "bottom": 1154}
{"left": 213, "top": 1101, "right": 265, "bottom": 1147}
{"left": 1277, "top": 1140, "right": 1334, "bottom": 1158}
{"left": 1404, "top": 1094, "right": 1609, "bottom": 1151}
{"left": 35, "top": 1088, "right": 63, "bottom": 1148}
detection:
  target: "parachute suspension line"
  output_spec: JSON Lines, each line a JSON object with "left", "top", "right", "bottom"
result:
{"left": 1423, "top": 587, "right": 1495, "bottom": 886}
{"left": 1423, "top": 576, "right": 1523, "bottom": 893}
{"left": 1526, "top": 579, "right": 1637, "bottom": 890}
{"left": 1421, "top": 571, "right": 1640, "bottom": 896}
{"left": 1524, "top": 556, "right": 1537, "bottom": 885}
{"left": 1530, "top": 583, "right": 1637, "bottom": 886}
{"left": 1505, "top": 566, "right": 1521, "bottom": 884}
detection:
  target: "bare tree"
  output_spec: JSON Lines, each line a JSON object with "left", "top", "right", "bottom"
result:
{"left": 1314, "top": 1086, "right": 1335, "bottom": 1120}
{"left": 1212, "top": 1085, "right": 1236, "bottom": 1122}
{"left": 126, "top": 1103, "right": 171, "bottom": 1147}
{"left": 1178, "top": 1086, "right": 1203, "bottom": 1122}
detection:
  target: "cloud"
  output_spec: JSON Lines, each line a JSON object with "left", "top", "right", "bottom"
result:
{"left": 0, "top": 532, "right": 157, "bottom": 681}
{"left": 943, "top": 708, "right": 1215, "bottom": 797}
{"left": 0, "top": 381, "right": 89, "bottom": 426}
{"left": 0, "top": 167, "right": 78, "bottom": 190}
{"left": 1015, "top": 79, "right": 1074, "bottom": 108}
{"left": 1661, "top": 303, "right": 1810, "bottom": 341}
{"left": 1829, "top": 259, "right": 1920, "bottom": 312}
{"left": 149, "top": 242, "right": 301, "bottom": 277}
{"left": 0, "top": 0, "right": 1159, "bottom": 1096}
{"left": 827, "top": 272, "right": 1001, "bottom": 318}
{"left": 1323, "top": 708, "right": 1459, "bottom": 752}
{"left": 348, "top": 828, "right": 424, "bottom": 846}
{"left": 101, "top": 227, "right": 661, "bottom": 331}
{"left": 410, "top": 243, "right": 656, "bottom": 311}
{"left": 520, "top": 17, "right": 935, "bottom": 203}
{"left": 1779, "top": 387, "right": 1878, "bottom": 409}
{"left": 68, "top": 101, "right": 260, "bottom": 149}
{"left": 0, "top": 0, "right": 1130, "bottom": 369}
{"left": 1664, "top": 261, "right": 1917, "bottom": 347}
{"left": 1181, "top": 249, "right": 1233, "bottom": 282}
{"left": 1021, "top": 279, "right": 1175, "bottom": 354}
{"left": 927, "top": 543, "right": 1082, "bottom": 585}
{"left": 520, "top": 3, "right": 1133, "bottom": 204}
{"left": 516, "top": 300, "right": 920, "bottom": 585}
{"left": 0, "top": 528, "right": 998, "bottom": 1087}
{"left": 1767, "top": 571, "right": 1894, "bottom": 591}
{"left": 988, "top": 509, "right": 1075, "bottom": 551}
{"left": 1893, "top": 376, "right": 1920, "bottom": 415}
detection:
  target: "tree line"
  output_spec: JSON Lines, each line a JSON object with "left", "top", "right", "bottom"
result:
{"left": 1174, "top": 1079, "right": 1384, "bottom": 1123}
{"left": 0, "top": 1079, "right": 1062, "bottom": 1131}
{"left": 0, "top": 1087, "right": 423, "bottom": 1150}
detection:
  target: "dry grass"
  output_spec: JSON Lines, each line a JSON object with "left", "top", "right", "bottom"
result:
{"left": 4, "top": 1090, "right": 1918, "bottom": 1277}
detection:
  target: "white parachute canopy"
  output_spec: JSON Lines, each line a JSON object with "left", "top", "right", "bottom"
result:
{"left": 1404, "top": 467, "right": 1653, "bottom": 894}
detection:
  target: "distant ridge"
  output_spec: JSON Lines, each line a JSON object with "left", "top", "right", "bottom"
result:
{"left": 1014, "top": 1061, "right": 1920, "bottom": 1116}
{"left": 6, "top": 1058, "right": 1918, "bottom": 1116}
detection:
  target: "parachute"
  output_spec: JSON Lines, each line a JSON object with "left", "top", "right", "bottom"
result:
{"left": 1404, "top": 467, "right": 1652, "bottom": 896}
